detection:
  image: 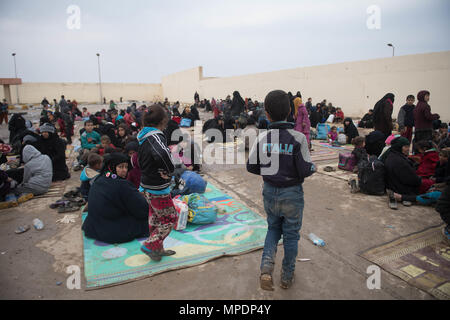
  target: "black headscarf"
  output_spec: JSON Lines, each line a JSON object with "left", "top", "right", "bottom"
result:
{"left": 373, "top": 93, "right": 395, "bottom": 122}
{"left": 231, "top": 91, "right": 245, "bottom": 116}
{"left": 101, "top": 153, "right": 130, "bottom": 176}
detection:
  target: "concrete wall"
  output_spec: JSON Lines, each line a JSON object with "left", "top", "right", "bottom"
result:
{"left": 161, "top": 66, "right": 203, "bottom": 104}
{"left": 164, "top": 51, "right": 450, "bottom": 121}
{"left": 2, "top": 82, "right": 163, "bottom": 104}
{"left": 2, "top": 51, "right": 449, "bottom": 121}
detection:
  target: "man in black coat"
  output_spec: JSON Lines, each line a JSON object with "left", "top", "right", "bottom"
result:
{"left": 37, "top": 123, "right": 71, "bottom": 181}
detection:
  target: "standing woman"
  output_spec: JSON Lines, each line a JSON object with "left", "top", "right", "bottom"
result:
{"left": 293, "top": 97, "right": 311, "bottom": 145}
{"left": 413, "top": 90, "right": 440, "bottom": 145}
{"left": 137, "top": 105, "right": 177, "bottom": 262}
{"left": 373, "top": 93, "right": 395, "bottom": 139}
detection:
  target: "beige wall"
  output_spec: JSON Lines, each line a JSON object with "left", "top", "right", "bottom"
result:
{"left": 161, "top": 66, "right": 203, "bottom": 104}
{"left": 2, "top": 51, "right": 449, "bottom": 121}
{"left": 164, "top": 51, "right": 450, "bottom": 122}
{"left": 2, "top": 82, "right": 162, "bottom": 104}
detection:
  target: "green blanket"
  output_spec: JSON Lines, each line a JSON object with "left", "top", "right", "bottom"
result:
{"left": 83, "top": 183, "right": 268, "bottom": 289}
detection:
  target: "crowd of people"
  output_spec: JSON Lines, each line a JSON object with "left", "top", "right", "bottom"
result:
{"left": 0, "top": 87, "right": 448, "bottom": 286}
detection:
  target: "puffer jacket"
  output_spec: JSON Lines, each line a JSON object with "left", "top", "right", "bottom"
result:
{"left": 20, "top": 145, "right": 53, "bottom": 195}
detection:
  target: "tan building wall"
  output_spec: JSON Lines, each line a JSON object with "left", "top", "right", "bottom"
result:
{"left": 2, "top": 82, "right": 163, "bottom": 104}
{"left": 2, "top": 51, "right": 449, "bottom": 121}
{"left": 164, "top": 51, "right": 450, "bottom": 121}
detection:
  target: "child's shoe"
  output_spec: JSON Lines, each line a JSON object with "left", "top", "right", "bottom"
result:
{"left": 260, "top": 274, "right": 274, "bottom": 291}
{"left": 17, "top": 193, "right": 33, "bottom": 204}
{"left": 140, "top": 245, "right": 162, "bottom": 262}
{"left": 387, "top": 189, "right": 398, "bottom": 210}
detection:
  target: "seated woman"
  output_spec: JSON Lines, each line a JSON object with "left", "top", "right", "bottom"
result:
{"left": 82, "top": 153, "right": 149, "bottom": 244}
{"left": 343, "top": 118, "right": 359, "bottom": 144}
{"left": 365, "top": 130, "right": 385, "bottom": 157}
{"left": 382, "top": 137, "right": 436, "bottom": 208}
{"left": 37, "top": 123, "right": 71, "bottom": 181}
{"left": 359, "top": 110, "right": 374, "bottom": 128}
{"left": 11, "top": 145, "right": 53, "bottom": 196}
{"left": 181, "top": 107, "right": 196, "bottom": 127}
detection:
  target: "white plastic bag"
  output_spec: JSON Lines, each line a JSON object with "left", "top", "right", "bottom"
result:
{"left": 173, "top": 198, "right": 189, "bottom": 231}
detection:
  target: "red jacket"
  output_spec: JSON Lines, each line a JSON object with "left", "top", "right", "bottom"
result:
{"left": 416, "top": 150, "right": 439, "bottom": 177}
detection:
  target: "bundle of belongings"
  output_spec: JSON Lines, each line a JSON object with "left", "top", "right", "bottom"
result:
{"left": 49, "top": 188, "right": 86, "bottom": 213}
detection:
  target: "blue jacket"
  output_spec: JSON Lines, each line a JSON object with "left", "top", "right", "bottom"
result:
{"left": 247, "top": 122, "right": 314, "bottom": 187}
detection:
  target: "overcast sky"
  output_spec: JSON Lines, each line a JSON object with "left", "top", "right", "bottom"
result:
{"left": 0, "top": 0, "right": 449, "bottom": 83}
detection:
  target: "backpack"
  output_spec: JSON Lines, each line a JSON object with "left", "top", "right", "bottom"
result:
{"left": 358, "top": 155, "right": 386, "bottom": 195}
{"left": 316, "top": 123, "right": 330, "bottom": 140}
{"left": 180, "top": 118, "right": 192, "bottom": 127}
{"left": 181, "top": 193, "right": 218, "bottom": 225}
{"left": 338, "top": 152, "right": 357, "bottom": 171}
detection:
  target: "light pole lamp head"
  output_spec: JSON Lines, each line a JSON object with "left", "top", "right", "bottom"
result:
{"left": 12, "top": 53, "right": 16, "bottom": 56}
{"left": 96, "top": 53, "right": 100, "bottom": 56}
{"left": 387, "top": 43, "right": 393, "bottom": 47}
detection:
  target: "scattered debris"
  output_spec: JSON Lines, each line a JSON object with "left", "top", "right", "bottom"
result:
{"left": 297, "top": 258, "right": 311, "bottom": 262}
{"left": 1, "top": 251, "right": 6, "bottom": 255}
{"left": 15, "top": 225, "right": 30, "bottom": 234}
{"left": 386, "top": 225, "right": 396, "bottom": 229}
{"left": 56, "top": 281, "right": 63, "bottom": 286}
{"left": 33, "top": 218, "right": 44, "bottom": 230}
{"left": 56, "top": 214, "right": 77, "bottom": 224}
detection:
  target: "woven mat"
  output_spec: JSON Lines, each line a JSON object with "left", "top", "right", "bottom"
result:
{"left": 33, "top": 181, "right": 66, "bottom": 199}
{"left": 360, "top": 225, "right": 450, "bottom": 300}
{"left": 83, "top": 183, "right": 268, "bottom": 290}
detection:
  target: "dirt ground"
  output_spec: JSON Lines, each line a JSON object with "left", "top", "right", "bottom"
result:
{"left": 0, "top": 104, "right": 443, "bottom": 300}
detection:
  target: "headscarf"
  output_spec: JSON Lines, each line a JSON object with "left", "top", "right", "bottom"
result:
{"left": 379, "top": 137, "right": 410, "bottom": 162}
{"left": 101, "top": 152, "right": 130, "bottom": 176}
{"left": 416, "top": 90, "right": 431, "bottom": 114}
{"left": 124, "top": 141, "right": 139, "bottom": 154}
{"left": 293, "top": 97, "right": 303, "bottom": 119}
{"left": 373, "top": 93, "right": 395, "bottom": 122}
{"left": 39, "top": 123, "right": 56, "bottom": 134}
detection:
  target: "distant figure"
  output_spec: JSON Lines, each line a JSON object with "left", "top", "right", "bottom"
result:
{"left": 414, "top": 90, "right": 440, "bottom": 145}
{"left": 358, "top": 109, "right": 374, "bottom": 128}
{"left": 194, "top": 91, "right": 199, "bottom": 103}
{"left": 397, "top": 95, "right": 415, "bottom": 143}
{"left": 373, "top": 93, "right": 395, "bottom": 139}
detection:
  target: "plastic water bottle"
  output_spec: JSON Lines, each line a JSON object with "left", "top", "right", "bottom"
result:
{"left": 308, "top": 233, "right": 325, "bottom": 247}
{"left": 33, "top": 219, "right": 44, "bottom": 230}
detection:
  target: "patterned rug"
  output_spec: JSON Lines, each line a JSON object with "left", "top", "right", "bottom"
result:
{"left": 360, "top": 225, "right": 450, "bottom": 300}
{"left": 311, "top": 148, "right": 339, "bottom": 163}
{"left": 83, "top": 183, "right": 268, "bottom": 290}
{"left": 312, "top": 141, "right": 354, "bottom": 151}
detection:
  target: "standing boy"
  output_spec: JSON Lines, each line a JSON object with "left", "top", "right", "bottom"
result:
{"left": 398, "top": 95, "right": 415, "bottom": 142}
{"left": 247, "top": 90, "right": 316, "bottom": 290}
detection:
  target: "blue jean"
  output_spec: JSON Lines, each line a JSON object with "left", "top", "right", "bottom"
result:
{"left": 260, "top": 182, "right": 304, "bottom": 280}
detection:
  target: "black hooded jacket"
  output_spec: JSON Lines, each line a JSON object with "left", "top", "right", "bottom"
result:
{"left": 230, "top": 91, "right": 245, "bottom": 117}
{"left": 37, "top": 132, "right": 71, "bottom": 181}
{"left": 344, "top": 118, "right": 359, "bottom": 144}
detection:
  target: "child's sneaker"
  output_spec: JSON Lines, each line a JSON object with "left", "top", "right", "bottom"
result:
{"left": 349, "top": 179, "right": 359, "bottom": 193}
{"left": 17, "top": 193, "right": 33, "bottom": 204}
{"left": 387, "top": 189, "right": 398, "bottom": 210}
{"left": 140, "top": 245, "right": 162, "bottom": 262}
{"left": 260, "top": 274, "right": 274, "bottom": 291}
{"left": 280, "top": 273, "right": 295, "bottom": 289}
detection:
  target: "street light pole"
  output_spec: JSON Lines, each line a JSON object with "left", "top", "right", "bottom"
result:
{"left": 387, "top": 43, "right": 395, "bottom": 57}
{"left": 12, "top": 53, "right": 20, "bottom": 104}
{"left": 96, "top": 53, "right": 103, "bottom": 105}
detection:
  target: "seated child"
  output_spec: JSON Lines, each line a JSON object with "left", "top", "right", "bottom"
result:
{"left": 334, "top": 108, "right": 344, "bottom": 123}
{"left": 82, "top": 107, "right": 91, "bottom": 118}
{"left": 438, "top": 123, "right": 450, "bottom": 149}
{"left": 79, "top": 120, "right": 102, "bottom": 166}
{"left": 98, "top": 135, "right": 116, "bottom": 156}
{"left": 351, "top": 136, "right": 368, "bottom": 172}
{"left": 416, "top": 140, "right": 440, "bottom": 178}
{"left": 378, "top": 134, "right": 402, "bottom": 160}
{"left": 80, "top": 153, "right": 103, "bottom": 201}
{"left": 327, "top": 126, "right": 338, "bottom": 144}
{"left": 433, "top": 148, "right": 450, "bottom": 185}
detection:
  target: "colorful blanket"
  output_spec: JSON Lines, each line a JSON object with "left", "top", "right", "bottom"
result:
{"left": 83, "top": 183, "right": 268, "bottom": 289}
